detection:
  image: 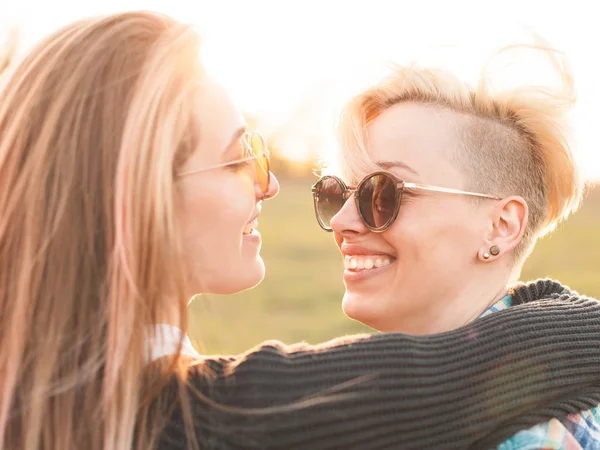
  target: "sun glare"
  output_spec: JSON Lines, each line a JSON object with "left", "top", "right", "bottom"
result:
{"left": 8, "top": 0, "right": 600, "bottom": 181}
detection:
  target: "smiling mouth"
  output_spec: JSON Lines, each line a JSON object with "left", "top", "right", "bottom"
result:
{"left": 243, "top": 218, "right": 258, "bottom": 235}
{"left": 344, "top": 255, "right": 396, "bottom": 271}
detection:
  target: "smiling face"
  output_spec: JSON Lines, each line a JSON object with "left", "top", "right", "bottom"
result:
{"left": 175, "top": 77, "right": 279, "bottom": 297}
{"left": 330, "top": 103, "right": 496, "bottom": 333}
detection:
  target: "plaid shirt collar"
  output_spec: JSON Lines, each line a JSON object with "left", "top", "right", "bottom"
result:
{"left": 478, "top": 293, "right": 513, "bottom": 319}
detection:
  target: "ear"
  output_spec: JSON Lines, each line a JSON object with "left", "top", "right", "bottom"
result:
{"left": 483, "top": 196, "right": 528, "bottom": 259}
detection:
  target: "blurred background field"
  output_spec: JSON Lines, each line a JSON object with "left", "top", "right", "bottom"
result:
{"left": 4, "top": 1, "right": 600, "bottom": 355}
{"left": 190, "top": 175, "right": 600, "bottom": 354}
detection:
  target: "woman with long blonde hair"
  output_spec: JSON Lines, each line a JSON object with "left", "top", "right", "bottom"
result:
{"left": 2, "top": 11, "right": 600, "bottom": 450}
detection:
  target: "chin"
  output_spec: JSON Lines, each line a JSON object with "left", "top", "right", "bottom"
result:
{"left": 210, "top": 258, "right": 265, "bottom": 295}
{"left": 245, "top": 257, "right": 266, "bottom": 286}
{"left": 342, "top": 292, "right": 382, "bottom": 330}
{"left": 237, "top": 267, "right": 265, "bottom": 292}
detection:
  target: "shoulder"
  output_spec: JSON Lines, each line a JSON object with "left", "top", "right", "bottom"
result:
{"left": 511, "top": 278, "right": 598, "bottom": 306}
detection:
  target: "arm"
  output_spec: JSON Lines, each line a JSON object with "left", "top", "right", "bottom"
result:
{"left": 164, "top": 297, "right": 600, "bottom": 449}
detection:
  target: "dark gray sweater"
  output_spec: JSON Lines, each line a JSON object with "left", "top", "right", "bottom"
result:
{"left": 157, "top": 279, "right": 600, "bottom": 449}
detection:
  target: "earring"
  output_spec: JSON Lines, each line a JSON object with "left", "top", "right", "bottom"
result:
{"left": 490, "top": 245, "right": 500, "bottom": 256}
{"left": 483, "top": 252, "right": 490, "bottom": 260}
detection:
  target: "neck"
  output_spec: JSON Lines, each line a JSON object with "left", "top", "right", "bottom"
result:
{"left": 384, "top": 268, "right": 512, "bottom": 335}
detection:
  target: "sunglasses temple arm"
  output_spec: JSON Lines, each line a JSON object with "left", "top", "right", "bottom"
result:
{"left": 176, "top": 156, "right": 257, "bottom": 177}
{"left": 402, "top": 182, "right": 501, "bottom": 200}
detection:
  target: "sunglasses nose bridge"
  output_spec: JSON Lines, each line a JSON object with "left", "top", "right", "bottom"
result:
{"left": 342, "top": 186, "right": 358, "bottom": 201}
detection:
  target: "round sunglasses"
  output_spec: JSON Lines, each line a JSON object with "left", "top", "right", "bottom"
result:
{"left": 311, "top": 171, "right": 501, "bottom": 232}
{"left": 177, "top": 130, "right": 271, "bottom": 193}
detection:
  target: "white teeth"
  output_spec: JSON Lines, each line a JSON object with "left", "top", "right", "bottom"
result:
{"left": 243, "top": 218, "right": 258, "bottom": 235}
{"left": 344, "top": 255, "right": 393, "bottom": 271}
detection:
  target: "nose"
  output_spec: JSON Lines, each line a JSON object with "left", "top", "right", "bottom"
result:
{"left": 330, "top": 192, "right": 369, "bottom": 237}
{"left": 257, "top": 171, "right": 280, "bottom": 201}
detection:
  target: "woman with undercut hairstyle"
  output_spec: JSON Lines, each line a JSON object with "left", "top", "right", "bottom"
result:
{"left": 312, "top": 47, "right": 600, "bottom": 448}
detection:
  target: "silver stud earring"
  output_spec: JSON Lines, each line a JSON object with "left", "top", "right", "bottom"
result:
{"left": 483, "top": 252, "right": 490, "bottom": 260}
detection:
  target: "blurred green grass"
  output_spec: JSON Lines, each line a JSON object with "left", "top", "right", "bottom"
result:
{"left": 189, "top": 177, "right": 600, "bottom": 354}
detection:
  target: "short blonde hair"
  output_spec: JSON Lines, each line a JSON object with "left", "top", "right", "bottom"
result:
{"left": 336, "top": 46, "right": 583, "bottom": 261}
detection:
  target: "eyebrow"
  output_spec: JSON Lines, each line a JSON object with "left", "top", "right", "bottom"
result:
{"left": 375, "top": 160, "right": 420, "bottom": 176}
{"left": 224, "top": 127, "right": 247, "bottom": 157}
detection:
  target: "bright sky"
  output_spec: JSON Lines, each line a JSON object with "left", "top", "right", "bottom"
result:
{"left": 5, "top": 0, "right": 600, "bottom": 181}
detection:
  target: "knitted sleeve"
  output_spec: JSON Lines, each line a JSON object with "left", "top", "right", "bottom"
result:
{"left": 159, "top": 290, "right": 600, "bottom": 449}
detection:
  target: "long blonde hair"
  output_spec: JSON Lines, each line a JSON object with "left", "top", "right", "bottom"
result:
{"left": 336, "top": 45, "right": 583, "bottom": 262}
{"left": 0, "top": 11, "right": 201, "bottom": 449}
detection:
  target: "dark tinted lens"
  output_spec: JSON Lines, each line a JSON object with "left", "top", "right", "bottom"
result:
{"left": 314, "top": 177, "right": 345, "bottom": 230}
{"left": 250, "top": 132, "right": 270, "bottom": 193}
{"left": 357, "top": 174, "right": 398, "bottom": 229}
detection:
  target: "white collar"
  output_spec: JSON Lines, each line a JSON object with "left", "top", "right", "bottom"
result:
{"left": 145, "top": 324, "right": 201, "bottom": 363}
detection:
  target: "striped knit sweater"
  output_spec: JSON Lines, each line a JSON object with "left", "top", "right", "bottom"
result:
{"left": 157, "top": 279, "right": 600, "bottom": 449}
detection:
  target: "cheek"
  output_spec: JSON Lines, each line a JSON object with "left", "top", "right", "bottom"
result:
{"left": 182, "top": 194, "right": 228, "bottom": 266}
{"left": 177, "top": 177, "right": 256, "bottom": 283}
{"left": 387, "top": 200, "right": 477, "bottom": 260}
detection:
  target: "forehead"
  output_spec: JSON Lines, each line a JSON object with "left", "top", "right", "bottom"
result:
{"left": 366, "top": 103, "right": 464, "bottom": 184}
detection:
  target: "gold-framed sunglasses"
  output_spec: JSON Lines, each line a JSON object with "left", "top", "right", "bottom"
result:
{"left": 177, "top": 130, "right": 271, "bottom": 193}
{"left": 312, "top": 170, "right": 501, "bottom": 232}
